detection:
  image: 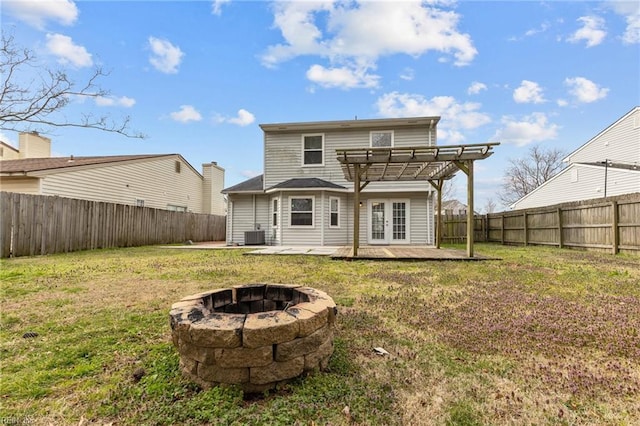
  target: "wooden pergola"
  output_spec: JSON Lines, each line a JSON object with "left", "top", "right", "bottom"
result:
{"left": 336, "top": 142, "right": 499, "bottom": 258}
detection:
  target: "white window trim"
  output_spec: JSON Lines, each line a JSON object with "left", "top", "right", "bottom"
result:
{"left": 301, "top": 133, "right": 324, "bottom": 167}
{"left": 329, "top": 196, "right": 340, "bottom": 228}
{"left": 370, "top": 130, "right": 394, "bottom": 148}
{"left": 289, "top": 195, "right": 315, "bottom": 228}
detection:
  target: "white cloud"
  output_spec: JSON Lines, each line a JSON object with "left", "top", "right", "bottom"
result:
{"left": 513, "top": 80, "right": 545, "bottom": 104}
{"left": 567, "top": 16, "right": 606, "bottom": 47}
{"left": 467, "top": 81, "right": 487, "bottom": 95}
{"left": 525, "top": 22, "right": 550, "bottom": 37}
{"left": 45, "top": 33, "right": 92, "bottom": 67}
{"left": 610, "top": 1, "right": 640, "bottom": 44}
{"left": 376, "top": 92, "right": 491, "bottom": 143}
{"left": 227, "top": 109, "right": 255, "bottom": 126}
{"left": 400, "top": 68, "right": 415, "bottom": 81}
{"left": 215, "top": 109, "right": 256, "bottom": 126}
{"left": 170, "top": 105, "right": 202, "bottom": 123}
{"left": 493, "top": 113, "right": 559, "bottom": 147}
{"left": 3, "top": 0, "right": 78, "bottom": 29}
{"left": 306, "top": 63, "right": 379, "bottom": 89}
{"left": 564, "top": 77, "right": 609, "bottom": 103}
{"left": 148, "top": 37, "right": 184, "bottom": 74}
{"left": 95, "top": 96, "right": 136, "bottom": 108}
{"left": 557, "top": 99, "right": 569, "bottom": 107}
{"left": 262, "top": 1, "right": 477, "bottom": 87}
{"left": 212, "top": 0, "right": 230, "bottom": 16}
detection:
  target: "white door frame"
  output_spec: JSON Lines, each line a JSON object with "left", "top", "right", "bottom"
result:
{"left": 367, "top": 199, "right": 410, "bottom": 245}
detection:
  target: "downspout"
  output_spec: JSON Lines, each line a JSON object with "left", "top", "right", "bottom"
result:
{"left": 252, "top": 194, "right": 256, "bottom": 229}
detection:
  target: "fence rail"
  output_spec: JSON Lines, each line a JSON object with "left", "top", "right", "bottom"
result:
{"left": 440, "top": 193, "right": 640, "bottom": 255}
{"left": 1, "top": 192, "right": 226, "bottom": 258}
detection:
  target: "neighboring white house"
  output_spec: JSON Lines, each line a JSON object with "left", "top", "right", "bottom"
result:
{"left": 0, "top": 132, "right": 226, "bottom": 215}
{"left": 511, "top": 106, "right": 640, "bottom": 210}
{"left": 222, "top": 117, "right": 440, "bottom": 246}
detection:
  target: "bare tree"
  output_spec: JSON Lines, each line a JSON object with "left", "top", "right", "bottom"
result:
{"left": 0, "top": 31, "right": 143, "bottom": 138}
{"left": 499, "top": 144, "right": 566, "bottom": 206}
{"left": 483, "top": 198, "right": 497, "bottom": 214}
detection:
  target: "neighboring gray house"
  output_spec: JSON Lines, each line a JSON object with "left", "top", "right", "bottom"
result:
{"left": 511, "top": 107, "right": 640, "bottom": 210}
{"left": 222, "top": 116, "right": 440, "bottom": 246}
{"left": 0, "top": 132, "right": 226, "bottom": 215}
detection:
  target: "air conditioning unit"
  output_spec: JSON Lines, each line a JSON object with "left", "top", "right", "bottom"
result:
{"left": 244, "top": 230, "right": 265, "bottom": 245}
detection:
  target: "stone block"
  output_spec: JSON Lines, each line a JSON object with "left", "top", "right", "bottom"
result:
{"left": 234, "top": 284, "right": 266, "bottom": 303}
{"left": 215, "top": 345, "right": 273, "bottom": 368}
{"left": 265, "top": 284, "right": 300, "bottom": 302}
{"left": 179, "top": 356, "right": 198, "bottom": 376}
{"left": 243, "top": 311, "right": 299, "bottom": 348}
{"left": 198, "top": 363, "right": 249, "bottom": 383}
{"left": 286, "top": 306, "right": 328, "bottom": 337}
{"left": 263, "top": 299, "right": 277, "bottom": 311}
{"left": 304, "top": 336, "right": 334, "bottom": 371}
{"left": 207, "top": 289, "right": 234, "bottom": 310}
{"left": 275, "top": 325, "right": 332, "bottom": 361}
{"left": 240, "top": 381, "right": 276, "bottom": 394}
{"left": 250, "top": 357, "right": 304, "bottom": 385}
{"left": 177, "top": 339, "right": 216, "bottom": 364}
{"left": 189, "top": 313, "right": 246, "bottom": 348}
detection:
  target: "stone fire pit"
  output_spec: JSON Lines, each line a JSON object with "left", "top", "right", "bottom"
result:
{"left": 169, "top": 284, "right": 337, "bottom": 393}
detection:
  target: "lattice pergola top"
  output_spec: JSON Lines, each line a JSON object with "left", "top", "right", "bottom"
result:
{"left": 336, "top": 142, "right": 499, "bottom": 183}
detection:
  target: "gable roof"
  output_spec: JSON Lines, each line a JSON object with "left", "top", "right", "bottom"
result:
{"left": 222, "top": 174, "right": 264, "bottom": 194}
{"left": 564, "top": 106, "right": 639, "bottom": 163}
{"left": 0, "top": 154, "right": 200, "bottom": 177}
{"left": 266, "top": 178, "right": 347, "bottom": 193}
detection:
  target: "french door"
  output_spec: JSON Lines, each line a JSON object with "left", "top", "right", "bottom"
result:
{"left": 368, "top": 199, "right": 409, "bottom": 244}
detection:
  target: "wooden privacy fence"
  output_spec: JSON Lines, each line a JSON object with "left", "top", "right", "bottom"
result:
{"left": 1, "top": 192, "right": 226, "bottom": 258}
{"left": 440, "top": 193, "right": 640, "bottom": 255}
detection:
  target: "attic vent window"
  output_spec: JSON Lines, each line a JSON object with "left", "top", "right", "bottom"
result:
{"left": 175, "top": 161, "right": 181, "bottom": 173}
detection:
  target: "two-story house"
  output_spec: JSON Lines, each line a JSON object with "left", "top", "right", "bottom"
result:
{"left": 511, "top": 106, "right": 640, "bottom": 210}
{"left": 222, "top": 117, "right": 442, "bottom": 247}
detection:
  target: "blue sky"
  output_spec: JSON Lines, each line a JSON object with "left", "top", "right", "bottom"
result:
{"left": 2, "top": 0, "right": 639, "bottom": 210}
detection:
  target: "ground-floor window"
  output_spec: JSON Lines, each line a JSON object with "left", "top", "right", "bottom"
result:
{"left": 329, "top": 197, "right": 340, "bottom": 228}
{"left": 290, "top": 196, "right": 314, "bottom": 227}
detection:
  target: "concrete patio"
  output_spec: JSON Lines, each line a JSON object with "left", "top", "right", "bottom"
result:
{"left": 163, "top": 242, "right": 495, "bottom": 260}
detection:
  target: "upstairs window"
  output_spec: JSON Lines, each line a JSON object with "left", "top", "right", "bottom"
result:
{"left": 302, "top": 134, "right": 324, "bottom": 166}
{"left": 290, "top": 197, "right": 314, "bottom": 227}
{"left": 370, "top": 131, "right": 394, "bottom": 148}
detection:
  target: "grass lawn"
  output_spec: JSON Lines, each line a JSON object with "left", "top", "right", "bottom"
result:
{"left": 1, "top": 244, "right": 639, "bottom": 425}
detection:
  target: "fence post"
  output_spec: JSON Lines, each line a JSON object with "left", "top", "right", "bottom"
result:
{"left": 557, "top": 208, "right": 563, "bottom": 249}
{"left": 523, "top": 211, "right": 528, "bottom": 246}
{"left": 612, "top": 201, "right": 619, "bottom": 255}
{"left": 500, "top": 213, "right": 505, "bottom": 244}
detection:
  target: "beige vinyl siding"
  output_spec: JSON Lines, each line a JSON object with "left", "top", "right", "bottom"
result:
{"left": 264, "top": 126, "right": 436, "bottom": 193}
{"left": 0, "top": 177, "right": 41, "bottom": 194}
{"left": 280, "top": 191, "right": 323, "bottom": 245}
{"left": 323, "top": 192, "right": 350, "bottom": 245}
{"left": 567, "top": 108, "right": 640, "bottom": 164}
{"left": 202, "top": 164, "right": 226, "bottom": 215}
{"left": 38, "top": 156, "right": 204, "bottom": 213}
{"left": 512, "top": 164, "right": 640, "bottom": 209}
{"left": 226, "top": 194, "right": 269, "bottom": 245}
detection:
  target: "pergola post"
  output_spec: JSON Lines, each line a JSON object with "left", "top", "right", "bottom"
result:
{"left": 353, "top": 164, "right": 361, "bottom": 257}
{"left": 436, "top": 180, "right": 443, "bottom": 249}
{"left": 466, "top": 160, "right": 474, "bottom": 258}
